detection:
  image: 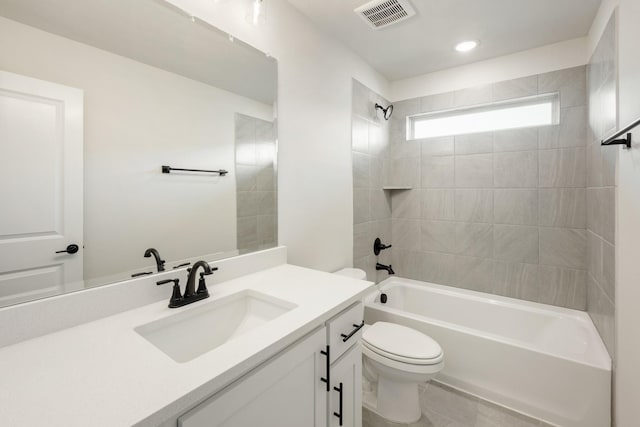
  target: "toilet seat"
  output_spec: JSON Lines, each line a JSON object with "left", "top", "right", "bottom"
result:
{"left": 362, "top": 322, "right": 443, "bottom": 365}
{"left": 362, "top": 343, "right": 444, "bottom": 376}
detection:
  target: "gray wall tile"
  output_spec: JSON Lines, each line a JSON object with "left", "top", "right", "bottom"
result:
{"left": 538, "top": 66, "right": 587, "bottom": 107}
{"left": 237, "top": 192, "right": 258, "bottom": 217}
{"left": 494, "top": 151, "right": 538, "bottom": 187}
{"left": 236, "top": 165, "right": 258, "bottom": 191}
{"left": 392, "top": 219, "right": 420, "bottom": 251}
{"left": 422, "top": 189, "right": 455, "bottom": 220}
{"left": 422, "top": 156, "right": 455, "bottom": 188}
{"left": 237, "top": 216, "right": 258, "bottom": 249}
{"left": 454, "top": 84, "right": 493, "bottom": 107}
{"left": 492, "top": 75, "right": 538, "bottom": 101}
{"left": 602, "top": 240, "right": 615, "bottom": 301}
{"left": 493, "top": 261, "right": 539, "bottom": 299}
{"left": 390, "top": 249, "right": 421, "bottom": 281}
{"left": 257, "top": 191, "right": 276, "bottom": 215}
{"left": 454, "top": 256, "right": 494, "bottom": 293}
{"left": 353, "top": 188, "right": 370, "bottom": 224}
{"left": 538, "top": 188, "right": 586, "bottom": 228}
{"left": 494, "top": 189, "right": 538, "bottom": 225}
{"left": 493, "top": 128, "right": 538, "bottom": 152}
{"left": 420, "top": 136, "right": 455, "bottom": 156}
{"left": 352, "top": 152, "right": 370, "bottom": 188}
{"left": 534, "top": 265, "right": 586, "bottom": 310}
{"left": 418, "top": 251, "right": 456, "bottom": 285}
{"left": 257, "top": 215, "right": 276, "bottom": 244}
{"left": 370, "top": 189, "right": 391, "bottom": 220}
{"left": 538, "top": 106, "right": 587, "bottom": 149}
{"left": 587, "top": 275, "right": 615, "bottom": 356}
{"left": 539, "top": 228, "right": 587, "bottom": 269}
{"left": 352, "top": 115, "right": 369, "bottom": 153}
{"left": 390, "top": 140, "right": 419, "bottom": 159}
{"left": 454, "top": 133, "right": 493, "bottom": 155}
{"left": 494, "top": 225, "right": 539, "bottom": 263}
{"left": 455, "top": 189, "right": 493, "bottom": 222}
{"left": 353, "top": 222, "right": 371, "bottom": 260}
{"left": 539, "top": 148, "right": 586, "bottom": 187}
{"left": 421, "top": 220, "right": 457, "bottom": 253}
{"left": 456, "top": 222, "right": 493, "bottom": 257}
{"left": 390, "top": 157, "right": 420, "bottom": 187}
{"left": 420, "top": 92, "right": 455, "bottom": 113}
{"left": 455, "top": 154, "right": 493, "bottom": 187}
{"left": 392, "top": 189, "right": 421, "bottom": 219}
{"left": 587, "top": 187, "right": 615, "bottom": 244}
{"left": 356, "top": 67, "right": 594, "bottom": 310}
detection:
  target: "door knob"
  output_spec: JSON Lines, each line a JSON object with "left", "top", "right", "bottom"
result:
{"left": 56, "top": 244, "right": 79, "bottom": 254}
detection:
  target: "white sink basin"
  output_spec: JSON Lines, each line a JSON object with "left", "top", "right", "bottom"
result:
{"left": 135, "top": 290, "right": 297, "bottom": 363}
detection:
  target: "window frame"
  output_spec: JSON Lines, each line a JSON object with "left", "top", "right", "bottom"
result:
{"left": 406, "top": 92, "right": 561, "bottom": 141}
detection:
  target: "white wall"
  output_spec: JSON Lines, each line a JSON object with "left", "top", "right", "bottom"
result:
{"left": 0, "top": 16, "right": 272, "bottom": 280}
{"left": 587, "top": 0, "right": 619, "bottom": 57}
{"left": 390, "top": 37, "right": 588, "bottom": 101}
{"left": 165, "top": 0, "right": 390, "bottom": 272}
{"left": 615, "top": 0, "right": 640, "bottom": 423}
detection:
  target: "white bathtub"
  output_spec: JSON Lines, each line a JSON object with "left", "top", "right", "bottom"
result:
{"left": 364, "top": 277, "right": 611, "bottom": 427}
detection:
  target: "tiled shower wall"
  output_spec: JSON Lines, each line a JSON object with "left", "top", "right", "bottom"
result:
{"left": 586, "top": 14, "right": 617, "bottom": 356}
{"left": 352, "top": 80, "right": 392, "bottom": 282}
{"left": 385, "top": 67, "right": 590, "bottom": 310}
{"left": 235, "top": 113, "right": 277, "bottom": 253}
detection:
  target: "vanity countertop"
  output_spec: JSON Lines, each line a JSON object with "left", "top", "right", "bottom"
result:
{"left": 0, "top": 264, "right": 373, "bottom": 426}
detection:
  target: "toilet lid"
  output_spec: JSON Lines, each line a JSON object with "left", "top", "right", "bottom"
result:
{"left": 362, "top": 322, "right": 442, "bottom": 363}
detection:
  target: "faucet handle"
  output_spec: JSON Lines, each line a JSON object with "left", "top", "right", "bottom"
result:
{"left": 156, "top": 278, "right": 178, "bottom": 286}
{"left": 197, "top": 272, "right": 210, "bottom": 296}
{"left": 203, "top": 267, "right": 218, "bottom": 276}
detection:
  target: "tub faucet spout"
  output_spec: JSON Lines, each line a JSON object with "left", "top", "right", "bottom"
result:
{"left": 376, "top": 263, "right": 395, "bottom": 275}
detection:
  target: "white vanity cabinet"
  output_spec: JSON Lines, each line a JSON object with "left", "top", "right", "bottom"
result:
{"left": 328, "top": 345, "right": 362, "bottom": 427}
{"left": 325, "top": 302, "right": 364, "bottom": 427}
{"left": 177, "top": 302, "right": 364, "bottom": 427}
{"left": 178, "top": 327, "right": 328, "bottom": 427}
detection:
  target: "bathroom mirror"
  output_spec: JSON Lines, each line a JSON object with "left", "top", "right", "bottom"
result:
{"left": 0, "top": 0, "right": 278, "bottom": 308}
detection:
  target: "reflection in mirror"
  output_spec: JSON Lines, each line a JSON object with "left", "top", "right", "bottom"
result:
{"left": 0, "top": 0, "right": 277, "bottom": 308}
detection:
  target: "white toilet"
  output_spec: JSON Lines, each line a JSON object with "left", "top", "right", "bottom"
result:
{"left": 334, "top": 268, "right": 445, "bottom": 424}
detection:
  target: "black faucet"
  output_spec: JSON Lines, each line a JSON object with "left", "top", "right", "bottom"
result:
{"left": 376, "top": 263, "right": 395, "bottom": 275}
{"left": 144, "top": 248, "right": 165, "bottom": 272}
{"left": 185, "top": 260, "right": 217, "bottom": 299}
{"left": 156, "top": 260, "right": 218, "bottom": 308}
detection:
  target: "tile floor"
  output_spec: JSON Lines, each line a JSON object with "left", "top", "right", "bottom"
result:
{"left": 363, "top": 381, "right": 552, "bottom": 427}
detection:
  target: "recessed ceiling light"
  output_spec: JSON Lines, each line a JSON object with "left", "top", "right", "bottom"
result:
{"left": 455, "top": 40, "right": 478, "bottom": 52}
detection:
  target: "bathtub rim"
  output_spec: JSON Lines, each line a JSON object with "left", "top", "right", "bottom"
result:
{"left": 365, "top": 276, "right": 611, "bottom": 371}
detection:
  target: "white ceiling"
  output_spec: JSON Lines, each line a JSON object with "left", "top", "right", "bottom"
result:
{"left": 287, "top": 0, "right": 602, "bottom": 81}
{"left": 0, "top": 0, "right": 277, "bottom": 104}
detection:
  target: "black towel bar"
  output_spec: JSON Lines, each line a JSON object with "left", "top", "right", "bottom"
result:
{"left": 601, "top": 117, "right": 640, "bottom": 148}
{"left": 161, "top": 165, "right": 228, "bottom": 176}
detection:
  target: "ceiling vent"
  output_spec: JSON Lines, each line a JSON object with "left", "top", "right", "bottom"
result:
{"left": 354, "top": 0, "right": 416, "bottom": 30}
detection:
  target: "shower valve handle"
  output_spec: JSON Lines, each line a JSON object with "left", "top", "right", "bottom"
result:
{"left": 373, "top": 238, "right": 392, "bottom": 256}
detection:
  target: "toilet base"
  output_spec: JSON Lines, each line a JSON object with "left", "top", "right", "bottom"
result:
{"left": 362, "top": 375, "right": 422, "bottom": 424}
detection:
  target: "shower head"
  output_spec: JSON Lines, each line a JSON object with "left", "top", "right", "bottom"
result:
{"left": 375, "top": 103, "right": 393, "bottom": 120}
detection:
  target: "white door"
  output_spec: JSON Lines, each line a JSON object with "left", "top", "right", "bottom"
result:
{"left": 179, "top": 327, "right": 328, "bottom": 427}
{"left": 0, "top": 70, "right": 83, "bottom": 307}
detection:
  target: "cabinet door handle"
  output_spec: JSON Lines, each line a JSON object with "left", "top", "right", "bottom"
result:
{"left": 320, "top": 345, "right": 330, "bottom": 392}
{"left": 341, "top": 321, "right": 365, "bottom": 343}
{"left": 333, "top": 382, "right": 343, "bottom": 426}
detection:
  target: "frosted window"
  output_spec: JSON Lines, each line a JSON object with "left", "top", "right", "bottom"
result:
{"left": 408, "top": 93, "right": 559, "bottom": 140}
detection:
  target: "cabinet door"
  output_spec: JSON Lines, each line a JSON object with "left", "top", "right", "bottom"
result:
{"left": 179, "top": 327, "right": 327, "bottom": 427}
{"left": 329, "top": 345, "right": 362, "bottom": 427}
